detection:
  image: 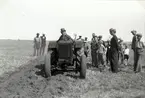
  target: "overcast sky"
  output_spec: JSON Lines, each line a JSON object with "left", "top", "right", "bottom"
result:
{"left": 0, "top": 0, "right": 145, "bottom": 41}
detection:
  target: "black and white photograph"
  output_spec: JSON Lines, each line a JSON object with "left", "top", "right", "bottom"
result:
{"left": 0, "top": 0, "right": 145, "bottom": 98}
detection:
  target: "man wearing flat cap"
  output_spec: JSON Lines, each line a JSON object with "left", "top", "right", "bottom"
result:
{"left": 109, "top": 28, "right": 119, "bottom": 73}
{"left": 57, "top": 28, "right": 73, "bottom": 42}
{"left": 40, "top": 33, "right": 46, "bottom": 55}
{"left": 131, "top": 30, "right": 137, "bottom": 71}
{"left": 134, "top": 33, "right": 145, "bottom": 73}
{"left": 91, "top": 33, "right": 99, "bottom": 67}
{"left": 97, "top": 35, "right": 106, "bottom": 71}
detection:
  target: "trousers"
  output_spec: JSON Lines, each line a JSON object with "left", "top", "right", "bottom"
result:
{"left": 110, "top": 49, "right": 119, "bottom": 73}
{"left": 91, "top": 50, "right": 98, "bottom": 67}
{"left": 134, "top": 48, "right": 143, "bottom": 72}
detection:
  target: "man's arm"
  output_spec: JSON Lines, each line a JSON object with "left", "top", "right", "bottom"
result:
{"left": 91, "top": 38, "right": 93, "bottom": 45}
{"left": 45, "top": 36, "right": 46, "bottom": 41}
{"left": 40, "top": 37, "right": 42, "bottom": 44}
{"left": 57, "top": 35, "right": 62, "bottom": 42}
{"left": 142, "top": 41, "right": 145, "bottom": 48}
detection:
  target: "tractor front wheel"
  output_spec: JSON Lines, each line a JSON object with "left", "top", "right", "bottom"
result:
{"left": 44, "top": 52, "right": 51, "bottom": 77}
{"left": 80, "top": 55, "right": 87, "bottom": 79}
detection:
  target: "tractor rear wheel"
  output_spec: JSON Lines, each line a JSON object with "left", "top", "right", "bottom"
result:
{"left": 80, "top": 55, "right": 86, "bottom": 79}
{"left": 44, "top": 52, "right": 51, "bottom": 77}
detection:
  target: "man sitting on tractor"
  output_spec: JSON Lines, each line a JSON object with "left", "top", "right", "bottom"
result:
{"left": 57, "top": 28, "right": 73, "bottom": 42}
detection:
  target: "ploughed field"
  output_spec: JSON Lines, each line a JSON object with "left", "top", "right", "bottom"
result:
{"left": 0, "top": 40, "right": 145, "bottom": 98}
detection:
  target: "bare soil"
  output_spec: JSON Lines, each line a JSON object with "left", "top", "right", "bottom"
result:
{"left": 0, "top": 56, "right": 145, "bottom": 98}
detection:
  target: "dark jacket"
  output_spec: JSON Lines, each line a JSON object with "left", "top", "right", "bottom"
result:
{"left": 91, "top": 37, "right": 99, "bottom": 50}
{"left": 57, "top": 34, "right": 73, "bottom": 42}
{"left": 110, "top": 35, "right": 119, "bottom": 51}
{"left": 131, "top": 35, "right": 137, "bottom": 50}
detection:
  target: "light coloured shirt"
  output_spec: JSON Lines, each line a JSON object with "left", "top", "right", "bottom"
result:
{"left": 136, "top": 41, "right": 144, "bottom": 49}
{"left": 124, "top": 48, "right": 129, "bottom": 55}
{"left": 34, "top": 37, "right": 41, "bottom": 43}
{"left": 84, "top": 42, "right": 89, "bottom": 52}
{"left": 98, "top": 44, "right": 106, "bottom": 54}
{"left": 34, "top": 37, "right": 41, "bottom": 49}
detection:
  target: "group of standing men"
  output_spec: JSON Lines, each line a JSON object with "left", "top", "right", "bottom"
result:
{"left": 91, "top": 28, "right": 145, "bottom": 73}
{"left": 33, "top": 33, "right": 46, "bottom": 56}
{"left": 91, "top": 29, "right": 114, "bottom": 72}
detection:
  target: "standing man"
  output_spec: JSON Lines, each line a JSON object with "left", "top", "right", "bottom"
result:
{"left": 109, "top": 28, "right": 119, "bottom": 73}
{"left": 106, "top": 40, "right": 111, "bottom": 65}
{"left": 33, "top": 33, "right": 41, "bottom": 56}
{"left": 91, "top": 33, "right": 99, "bottom": 67}
{"left": 97, "top": 36, "right": 106, "bottom": 71}
{"left": 118, "top": 38, "right": 124, "bottom": 65}
{"left": 40, "top": 34, "right": 46, "bottom": 55}
{"left": 134, "top": 33, "right": 144, "bottom": 73}
{"left": 131, "top": 30, "right": 137, "bottom": 71}
{"left": 84, "top": 37, "right": 89, "bottom": 57}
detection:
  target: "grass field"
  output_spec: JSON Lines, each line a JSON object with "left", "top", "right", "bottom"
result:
{"left": 0, "top": 40, "right": 145, "bottom": 98}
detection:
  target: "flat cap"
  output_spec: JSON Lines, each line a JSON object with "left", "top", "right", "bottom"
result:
{"left": 98, "top": 35, "right": 102, "bottom": 38}
{"left": 131, "top": 30, "right": 136, "bottom": 34}
{"left": 109, "top": 28, "right": 116, "bottom": 33}
{"left": 137, "top": 33, "right": 142, "bottom": 37}
{"left": 61, "top": 28, "right": 66, "bottom": 32}
{"left": 92, "top": 33, "right": 95, "bottom": 36}
{"left": 109, "top": 28, "right": 114, "bottom": 32}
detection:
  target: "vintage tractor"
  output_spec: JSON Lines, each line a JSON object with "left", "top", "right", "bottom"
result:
{"left": 44, "top": 40, "right": 87, "bottom": 79}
